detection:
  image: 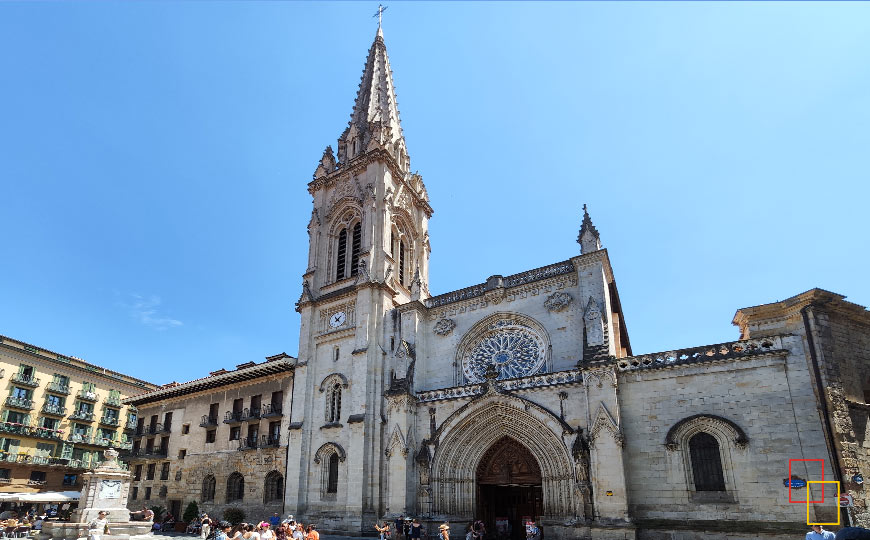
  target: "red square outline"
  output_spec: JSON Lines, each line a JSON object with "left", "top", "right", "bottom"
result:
{"left": 789, "top": 459, "right": 825, "bottom": 504}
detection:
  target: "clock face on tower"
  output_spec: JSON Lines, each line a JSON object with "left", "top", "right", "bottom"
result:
{"left": 329, "top": 311, "right": 347, "bottom": 328}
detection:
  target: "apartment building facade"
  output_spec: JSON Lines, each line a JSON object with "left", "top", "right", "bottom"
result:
{"left": 0, "top": 334, "right": 155, "bottom": 493}
{"left": 123, "top": 354, "right": 294, "bottom": 521}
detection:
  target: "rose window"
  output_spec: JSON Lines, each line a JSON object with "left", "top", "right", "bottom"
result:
{"left": 462, "top": 319, "right": 546, "bottom": 383}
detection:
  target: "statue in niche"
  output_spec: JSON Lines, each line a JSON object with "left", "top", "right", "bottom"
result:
{"left": 572, "top": 428, "right": 594, "bottom": 521}
{"left": 584, "top": 297, "right": 605, "bottom": 347}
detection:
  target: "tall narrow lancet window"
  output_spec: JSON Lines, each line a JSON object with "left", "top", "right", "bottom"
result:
{"left": 399, "top": 241, "right": 406, "bottom": 286}
{"left": 689, "top": 432, "right": 726, "bottom": 491}
{"left": 350, "top": 222, "right": 361, "bottom": 276}
{"left": 327, "top": 453, "right": 339, "bottom": 493}
{"left": 336, "top": 228, "right": 347, "bottom": 280}
{"left": 390, "top": 232, "right": 395, "bottom": 258}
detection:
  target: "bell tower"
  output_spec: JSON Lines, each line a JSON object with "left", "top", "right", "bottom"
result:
{"left": 302, "top": 26, "right": 432, "bottom": 302}
{"left": 286, "top": 25, "right": 433, "bottom": 529}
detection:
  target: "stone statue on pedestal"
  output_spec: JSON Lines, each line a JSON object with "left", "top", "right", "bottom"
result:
{"left": 41, "top": 448, "right": 152, "bottom": 540}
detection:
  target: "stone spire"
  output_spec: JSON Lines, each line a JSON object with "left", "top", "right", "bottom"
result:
{"left": 577, "top": 204, "right": 602, "bottom": 254}
{"left": 336, "top": 27, "right": 410, "bottom": 173}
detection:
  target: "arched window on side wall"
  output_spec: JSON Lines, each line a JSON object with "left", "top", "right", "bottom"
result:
{"left": 264, "top": 470, "right": 283, "bottom": 503}
{"left": 336, "top": 228, "right": 348, "bottom": 280}
{"left": 689, "top": 432, "right": 726, "bottom": 491}
{"left": 327, "top": 453, "right": 339, "bottom": 493}
{"left": 226, "top": 472, "right": 245, "bottom": 502}
{"left": 201, "top": 474, "right": 216, "bottom": 502}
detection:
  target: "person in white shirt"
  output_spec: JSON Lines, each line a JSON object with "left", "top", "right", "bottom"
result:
{"left": 87, "top": 511, "right": 110, "bottom": 540}
{"left": 261, "top": 523, "right": 275, "bottom": 540}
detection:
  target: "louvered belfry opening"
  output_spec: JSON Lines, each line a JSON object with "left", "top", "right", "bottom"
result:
{"left": 350, "top": 222, "right": 361, "bottom": 276}
{"left": 336, "top": 228, "right": 347, "bottom": 280}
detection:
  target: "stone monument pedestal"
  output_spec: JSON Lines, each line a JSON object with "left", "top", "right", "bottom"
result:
{"left": 40, "top": 448, "right": 152, "bottom": 540}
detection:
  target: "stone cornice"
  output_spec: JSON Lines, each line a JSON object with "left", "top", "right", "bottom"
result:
{"left": 570, "top": 248, "right": 613, "bottom": 282}
{"left": 124, "top": 359, "right": 295, "bottom": 405}
{"left": 732, "top": 288, "right": 869, "bottom": 337}
{"left": 308, "top": 148, "right": 433, "bottom": 218}
{"left": 0, "top": 335, "right": 155, "bottom": 390}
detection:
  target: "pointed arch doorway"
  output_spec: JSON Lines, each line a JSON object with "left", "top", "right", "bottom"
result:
{"left": 476, "top": 437, "right": 543, "bottom": 540}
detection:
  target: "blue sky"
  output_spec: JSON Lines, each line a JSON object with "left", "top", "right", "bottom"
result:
{"left": 1, "top": 2, "right": 867, "bottom": 385}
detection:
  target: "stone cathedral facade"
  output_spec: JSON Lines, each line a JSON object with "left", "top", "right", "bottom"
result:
{"left": 282, "top": 27, "right": 870, "bottom": 540}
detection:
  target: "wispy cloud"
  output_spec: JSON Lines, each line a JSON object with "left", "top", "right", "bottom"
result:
{"left": 123, "top": 293, "right": 183, "bottom": 331}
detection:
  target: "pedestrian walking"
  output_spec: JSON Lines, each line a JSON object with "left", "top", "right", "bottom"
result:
{"left": 807, "top": 525, "right": 835, "bottom": 540}
{"left": 307, "top": 524, "right": 320, "bottom": 540}
{"left": 202, "top": 514, "right": 212, "bottom": 540}
{"left": 410, "top": 519, "right": 422, "bottom": 540}
{"left": 439, "top": 523, "right": 450, "bottom": 540}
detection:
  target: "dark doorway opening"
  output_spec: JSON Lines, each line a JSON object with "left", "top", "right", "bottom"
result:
{"left": 476, "top": 437, "right": 543, "bottom": 540}
{"left": 168, "top": 500, "right": 181, "bottom": 523}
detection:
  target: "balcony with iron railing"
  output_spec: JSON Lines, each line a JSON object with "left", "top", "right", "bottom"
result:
{"left": 104, "top": 395, "right": 122, "bottom": 408}
{"left": 46, "top": 381, "right": 71, "bottom": 395}
{"left": 93, "top": 437, "right": 118, "bottom": 447}
{"left": 145, "top": 423, "right": 164, "bottom": 435}
{"left": 125, "top": 418, "right": 138, "bottom": 431}
{"left": 41, "top": 402, "right": 67, "bottom": 416}
{"left": 69, "top": 410, "right": 95, "bottom": 422}
{"left": 126, "top": 447, "right": 168, "bottom": 459}
{"left": 33, "top": 426, "right": 64, "bottom": 441}
{"left": 11, "top": 373, "right": 40, "bottom": 388}
{"left": 0, "top": 421, "right": 64, "bottom": 441}
{"left": 119, "top": 439, "right": 133, "bottom": 450}
{"left": 238, "top": 434, "right": 280, "bottom": 451}
{"left": 5, "top": 396, "right": 34, "bottom": 410}
{"left": 241, "top": 407, "right": 261, "bottom": 422}
{"left": 262, "top": 404, "right": 283, "bottom": 418}
{"left": 99, "top": 415, "right": 120, "bottom": 427}
{"left": 67, "top": 433, "right": 91, "bottom": 444}
{"left": 77, "top": 389, "right": 99, "bottom": 402}
{"left": 200, "top": 415, "right": 218, "bottom": 428}
{"left": 224, "top": 410, "right": 244, "bottom": 424}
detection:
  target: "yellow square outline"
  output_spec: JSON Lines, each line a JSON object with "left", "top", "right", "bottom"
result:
{"left": 806, "top": 480, "right": 840, "bottom": 526}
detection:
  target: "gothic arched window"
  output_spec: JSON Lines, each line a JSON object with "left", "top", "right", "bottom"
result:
{"left": 327, "top": 453, "right": 339, "bottom": 493}
{"left": 336, "top": 228, "right": 348, "bottom": 280}
{"left": 226, "top": 472, "right": 244, "bottom": 502}
{"left": 264, "top": 470, "right": 283, "bottom": 503}
{"left": 326, "top": 383, "right": 342, "bottom": 423}
{"left": 689, "top": 432, "right": 726, "bottom": 491}
{"left": 350, "top": 222, "right": 361, "bottom": 276}
{"left": 201, "top": 474, "right": 216, "bottom": 502}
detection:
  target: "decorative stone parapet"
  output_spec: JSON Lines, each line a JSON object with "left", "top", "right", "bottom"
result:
{"left": 615, "top": 336, "right": 785, "bottom": 372}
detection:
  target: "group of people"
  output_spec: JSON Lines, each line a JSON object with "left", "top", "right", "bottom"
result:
{"left": 0, "top": 510, "right": 46, "bottom": 531}
{"left": 196, "top": 513, "right": 320, "bottom": 540}
{"left": 374, "top": 517, "right": 425, "bottom": 540}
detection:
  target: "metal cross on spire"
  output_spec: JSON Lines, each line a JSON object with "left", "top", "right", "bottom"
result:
{"left": 373, "top": 4, "right": 388, "bottom": 29}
